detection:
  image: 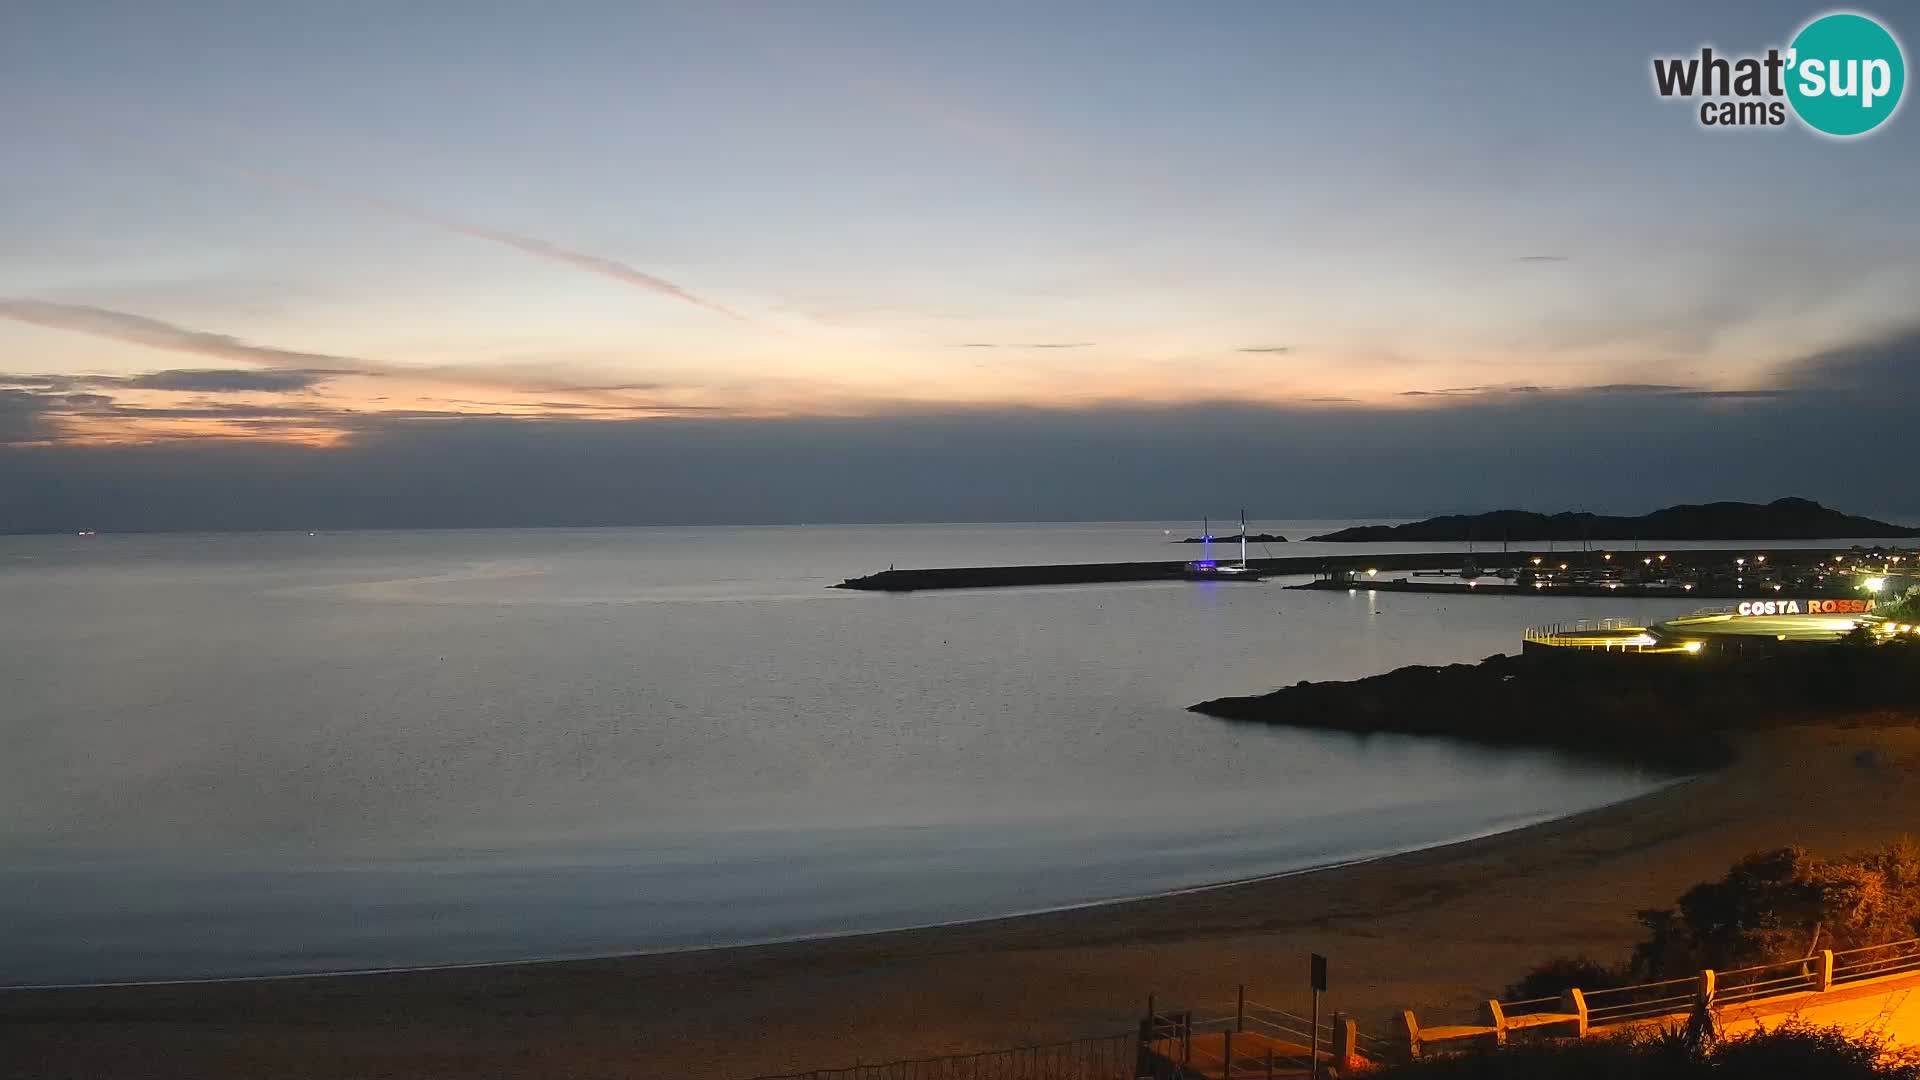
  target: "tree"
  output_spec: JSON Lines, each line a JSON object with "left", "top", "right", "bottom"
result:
{"left": 1880, "top": 585, "right": 1920, "bottom": 623}
{"left": 1625, "top": 841, "right": 1920, "bottom": 979}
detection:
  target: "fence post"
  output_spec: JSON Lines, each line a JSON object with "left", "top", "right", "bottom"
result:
{"left": 1332, "top": 1013, "right": 1357, "bottom": 1068}
{"left": 1135, "top": 1017, "right": 1155, "bottom": 1080}
{"left": 1223, "top": 1029, "right": 1233, "bottom": 1078}
{"left": 1561, "top": 987, "right": 1589, "bottom": 1037}
{"left": 1482, "top": 999, "right": 1507, "bottom": 1045}
{"left": 1818, "top": 950, "right": 1835, "bottom": 993}
{"left": 1698, "top": 969, "right": 1717, "bottom": 1011}
{"left": 1395, "top": 1010, "right": 1422, "bottom": 1060}
{"left": 1182, "top": 1011, "right": 1192, "bottom": 1064}
{"left": 1237, "top": 983, "right": 1246, "bottom": 1032}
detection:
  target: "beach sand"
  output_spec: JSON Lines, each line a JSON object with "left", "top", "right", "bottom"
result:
{"left": 6, "top": 719, "right": 1919, "bottom": 1079}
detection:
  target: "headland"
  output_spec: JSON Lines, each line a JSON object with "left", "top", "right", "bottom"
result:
{"left": 1306, "top": 497, "right": 1918, "bottom": 543}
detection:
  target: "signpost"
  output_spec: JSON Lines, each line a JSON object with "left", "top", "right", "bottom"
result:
{"left": 1310, "top": 953, "right": 1328, "bottom": 1079}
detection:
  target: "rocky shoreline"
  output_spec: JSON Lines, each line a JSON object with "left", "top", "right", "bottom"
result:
{"left": 1191, "top": 644, "right": 1920, "bottom": 771}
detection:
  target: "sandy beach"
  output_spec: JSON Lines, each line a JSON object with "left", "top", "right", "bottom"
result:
{"left": 6, "top": 718, "right": 1919, "bottom": 1080}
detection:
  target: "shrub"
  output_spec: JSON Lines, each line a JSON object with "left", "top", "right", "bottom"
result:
{"left": 1502, "top": 955, "right": 1626, "bottom": 1002}
{"left": 1368, "top": 1022, "right": 1920, "bottom": 1079}
{"left": 1502, "top": 840, "right": 1920, "bottom": 998}
{"left": 1880, "top": 585, "right": 1920, "bottom": 624}
{"left": 1628, "top": 839, "right": 1920, "bottom": 978}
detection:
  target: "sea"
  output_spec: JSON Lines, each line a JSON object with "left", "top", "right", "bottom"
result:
{"left": 0, "top": 521, "right": 1899, "bottom": 986}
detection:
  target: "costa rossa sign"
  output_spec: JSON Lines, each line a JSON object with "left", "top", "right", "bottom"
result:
{"left": 1735, "top": 598, "right": 1874, "bottom": 616}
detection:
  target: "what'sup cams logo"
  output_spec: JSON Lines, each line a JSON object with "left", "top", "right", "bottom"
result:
{"left": 1653, "top": 10, "right": 1905, "bottom": 136}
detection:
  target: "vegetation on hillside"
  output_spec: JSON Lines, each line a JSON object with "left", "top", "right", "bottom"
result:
{"left": 1508, "top": 840, "right": 1920, "bottom": 1002}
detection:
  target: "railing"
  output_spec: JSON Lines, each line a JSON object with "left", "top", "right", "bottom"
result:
{"left": 1523, "top": 619, "right": 1659, "bottom": 651}
{"left": 1582, "top": 976, "right": 1701, "bottom": 1027}
{"left": 744, "top": 938, "right": 1920, "bottom": 1078}
{"left": 1833, "top": 938, "right": 1920, "bottom": 984}
{"left": 1141, "top": 987, "right": 1381, "bottom": 1075}
{"left": 1712, "top": 956, "right": 1821, "bottom": 1008}
{"left": 1398, "top": 936, "right": 1920, "bottom": 1060}
{"left": 740, "top": 1033, "right": 1139, "bottom": 1080}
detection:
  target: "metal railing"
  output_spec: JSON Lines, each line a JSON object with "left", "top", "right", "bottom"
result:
{"left": 1493, "top": 994, "right": 1568, "bottom": 1018}
{"left": 1536, "top": 936, "right": 1920, "bottom": 1032}
{"left": 1833, "top": 938, "right": 1920, "bottom": 984}
{"left": 1713, "top": 956, "right": 1825, "bottom": 1008}
{"left": 1523, "top": 618, "right": 1659, "bottom": 651}
{"left": 1564, "top": 976, "right": 1699, "bottom": 1028}
{"left": 1141, "top": 988, "right": 1380, "bottom": 1075}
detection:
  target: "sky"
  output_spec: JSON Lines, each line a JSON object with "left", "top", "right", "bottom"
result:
{"left": 2, "top": 1, "right": 1917, "bottom": 528}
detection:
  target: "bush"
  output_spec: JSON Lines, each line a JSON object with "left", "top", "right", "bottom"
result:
{"left": 1502, "top": 840, "right": 1920, "bottom": 1000}
{"left": 1369, "top": 1022, "right": 1920, "bottom": 1079}
{"left": 1880, "top": 586, "right": 1920, "bottom": 624}
{"left": 1502, "top": 955, "right": 1626, "bottom": 1002}
{"left": 1629, "top": 839, "right": 1920, "bottom": 978}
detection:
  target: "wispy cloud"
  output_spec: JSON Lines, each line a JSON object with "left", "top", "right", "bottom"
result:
{"left": 1237, "top": 346, "right": 1292, "bottom": 354}
{"left": 123, "top": 368, "right": 353, "bottom": 392}
{"left": 0, "top": 368, "right": 350, "bottom": 394}
{"left": 224, "top": 166, "right": 749, "bottom": 323}
{"left": 395, "top": 207, "right": 749, "bottom": 323}
{"left": 1517, "top": 254, "right": 1572, "bottom": 263}
{"left": 956, "top": 342, "right": 1093, "bottom": 349}
{"left": 0, "top": 299, "right": 375, "bottom": 372}
{"left": 1395, "top": 381, "right": 1801, "bottom": 402}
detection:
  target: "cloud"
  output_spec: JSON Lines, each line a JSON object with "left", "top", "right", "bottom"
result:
{"left": 403, "top": 212, "right": 750, "bottom": 323}
{"left": 0, "top": 388, "right": 62, "bottom": 445}
{"left": 1517, "top": 255, "right": 1571, "bottom": 263}
{"left": 0, "top": 299, "right": 374, "bottom": 372}
{"left": 538, "top": 381, "right": 670, "bottom": 394}
{"left": 1576, "top": 383, "right": 1694, "bottom": 394}
{"left": 2, "top": 369, "right": 347, "bottom": 394}
{"left": 222, "top": 166, "right": 750, "bottom": 323}
{"left": 1397, "top": 382, "right": 1760, "bottom": 399}
{"left": 1772, "top": 324, "right": 1920, "bottom": 396}
{"left": 4, "top": 377, "right": 1916, "bottom": 531}
{"left": 6, "top": 326, "right": 1918, "bottom": 530}
{"left": 121, "top": 368, "right": 352, "bottom": 393}
{"left": 1237, "top": 346, "right": 1292, "bottom": 354}
{"left": 955, "top": 342, "right": 1093, "bottom": 349}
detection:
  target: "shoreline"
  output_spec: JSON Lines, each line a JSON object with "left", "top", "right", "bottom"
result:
{"left": 0, "top": 779, "right": 1684, "bottom": 994}
{"left": 11, "top": 721, "right": 1920, "bottom": 1079}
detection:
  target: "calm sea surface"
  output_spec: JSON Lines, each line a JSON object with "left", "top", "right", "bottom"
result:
{"left": 2, "top": 522, "right": 1894, "bottom": 985}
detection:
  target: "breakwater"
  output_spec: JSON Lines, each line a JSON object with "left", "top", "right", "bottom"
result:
{"left": 837, "top": 552, "right": 1526, "bottom": 591}
{"left": 835, "top": 546, "right": 1900, "bottom": 593}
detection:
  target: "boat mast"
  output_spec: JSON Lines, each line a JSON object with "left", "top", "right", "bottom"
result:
{"left": 1239, "top": 509, "right": 1248, "bottom": 569}
{"left": 1203, "top": 517, "right": 1211, "bottom": 563}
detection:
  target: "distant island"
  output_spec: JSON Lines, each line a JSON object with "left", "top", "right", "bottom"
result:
{"left": 1175, "top": 533, "right": 1287, "bottom": 544}
{"left": 1306, "top": 497, "right": 1920, "bottom": 543}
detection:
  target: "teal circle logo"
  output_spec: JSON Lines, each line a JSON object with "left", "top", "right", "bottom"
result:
{"left": 1787, "top": 12, "right": 1906, "bottom": 136}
